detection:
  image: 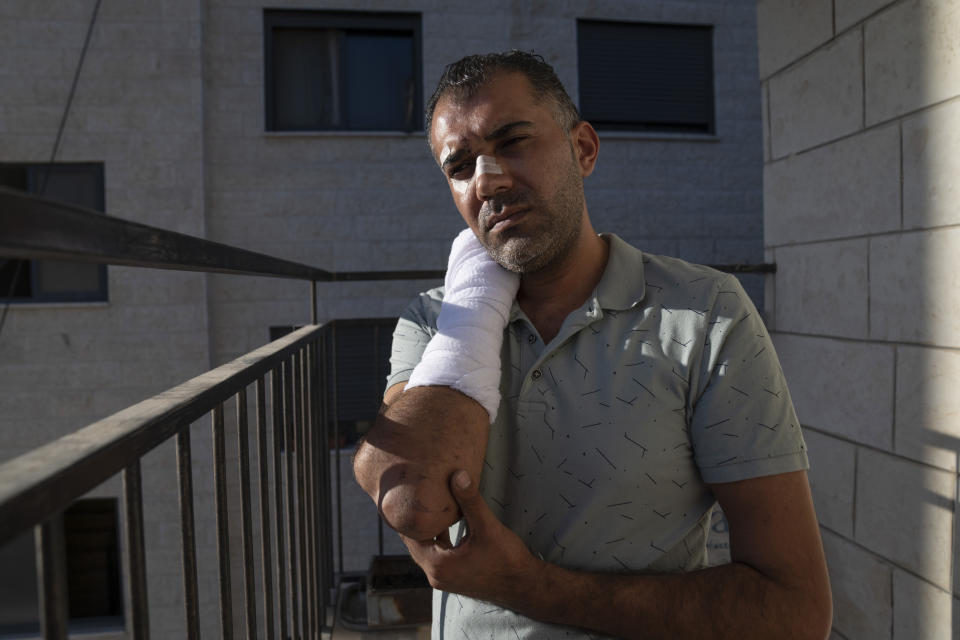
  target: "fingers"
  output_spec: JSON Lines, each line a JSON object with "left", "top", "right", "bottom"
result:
{"left": 433, "top": 528, "right": 454, "bottom": 551}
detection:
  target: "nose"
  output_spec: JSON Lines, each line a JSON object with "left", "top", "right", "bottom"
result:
{"left": 474, "top": 155, "right": 511, "bottom": 200}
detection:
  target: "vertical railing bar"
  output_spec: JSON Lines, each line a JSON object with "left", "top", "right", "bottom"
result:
{"left": 304, "top": 344, "right": 319, "bottom": 637}
{"left": 317, "top": 329, "right": 333, "bottom": 624}
{"left": 256, "top": 377, "right": 276, "bottom": 640}
{"left": 310, "top": 280, "right": 317, "bottom": 325}
{"left": 212, "top": 403, "right": 234, "bottom": 640}
{"left": 373, "top": 323, "right": 385, "bottom": 557}
{"left": 271, "top": 368, "right": 289, "bottom": 640}
{"left": 283, "top": 358, "right": 301, "bottom": 639}
{"left": 176, "top": 428, "right": 201, "bottom": 640}
{"left": 35, "top": 514, "right": 69, "bottom": 640}
{"left": 123, "top": 461, "right": 150, "bottom": 640}
{"left": 309, "top": 338, "right": 329, "bottom": 632}
{"left": 236, "top": 388, "right": 258, "bottom": 638}
{"left": 330, "top": 323, "right": 344, "bottom": 577}
{"left": 294, "top": 349, "right": 310, "bottom": 638}
{"left": 301, "top": 346, "right": 314, "bottom": 638}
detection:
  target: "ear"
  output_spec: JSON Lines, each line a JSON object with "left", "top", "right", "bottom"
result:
{"left": 571, "top": 121, "right": 600, "bottom": 178}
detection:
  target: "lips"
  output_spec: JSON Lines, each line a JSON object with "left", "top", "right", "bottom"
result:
{"left": 483, "top": 207, "right": 529, "bottom": 234}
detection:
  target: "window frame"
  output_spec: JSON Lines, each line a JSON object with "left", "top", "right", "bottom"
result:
{"left": 263, "top": 9, "right": 423, "bottom": 133}
{"left": 576, "top": 18, "right": 716, "bottom": 135}
{"left": 0, "top": 162, "right": 108, "bottom": 304}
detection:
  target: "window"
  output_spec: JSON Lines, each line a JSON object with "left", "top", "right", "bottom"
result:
{"left": 264, "top": 10, "right": 422, "bottom": 132}
{"left": 577, "top": 20, "right": 715, "bottom": 134}
{"left": 0, "top": 498, "right": 123, "bottom": 636}
{"left": 0, "top": 163, "right": 107, "bottom": 303}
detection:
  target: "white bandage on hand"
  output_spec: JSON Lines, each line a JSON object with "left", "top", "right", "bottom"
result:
{"left": 405, "top": 228, "right": 520, "bottom": 422}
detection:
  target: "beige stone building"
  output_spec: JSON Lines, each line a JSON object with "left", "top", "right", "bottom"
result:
{"left": 0, "top": 0, "right": 957, "bottom": 638}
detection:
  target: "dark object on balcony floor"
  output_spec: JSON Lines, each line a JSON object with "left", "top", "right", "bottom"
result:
{"left": 337, "top": 555, "right": 432, "bottom": 631}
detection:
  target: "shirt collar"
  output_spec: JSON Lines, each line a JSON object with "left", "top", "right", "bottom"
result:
{"left": 595, "top": 233, "right": 646, "bottom": 311}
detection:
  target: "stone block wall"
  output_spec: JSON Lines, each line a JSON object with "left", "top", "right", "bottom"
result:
{"left": 758, "top": 0, "right": 960, "bottom": 637}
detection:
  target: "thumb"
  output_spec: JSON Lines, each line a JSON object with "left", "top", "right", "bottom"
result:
{"left": 450, "top": 469, "right": 481, "bottom": 509}
{"left": 449, "top": 470, "right": 490, "bottom": 536}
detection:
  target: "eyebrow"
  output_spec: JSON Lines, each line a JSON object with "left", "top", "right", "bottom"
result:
{"left": 439, "top": 120, "right": 535, "bottom": 172}
{"left": 484, "top": 120, "right": 535, "bottom": 142}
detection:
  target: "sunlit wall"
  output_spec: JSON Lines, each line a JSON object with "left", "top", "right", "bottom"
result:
{"left": 758, "top": 0, "right": 960, "bottom": 637}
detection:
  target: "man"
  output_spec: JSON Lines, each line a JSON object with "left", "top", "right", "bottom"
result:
{"left": 353, "top": 51, "right": 831, "bottom": 639}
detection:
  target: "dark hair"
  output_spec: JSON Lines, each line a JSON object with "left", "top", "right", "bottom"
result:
{"left": 425, "top": 50, "right": 580, "bottom": 135}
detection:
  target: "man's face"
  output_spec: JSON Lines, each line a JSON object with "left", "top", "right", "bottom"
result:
{"left": 429, "top": 73, "right": 590, "bottom": 274}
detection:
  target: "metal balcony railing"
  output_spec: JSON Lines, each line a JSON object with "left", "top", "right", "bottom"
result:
{"left": 0, "top": 188, "right": 444, "bottom": 640}
{"left": 0, "top": 187, "right": 775, "bottom": 640}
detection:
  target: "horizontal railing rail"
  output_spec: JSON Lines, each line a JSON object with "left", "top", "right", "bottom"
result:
{"left": 0, "top": 187, "right": 774, "bottom": 280}
{"left": 0, "top": 187, "right": 446, "bottom": 286}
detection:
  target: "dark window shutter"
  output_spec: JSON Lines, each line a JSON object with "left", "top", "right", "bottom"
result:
{"left": 578, "top": 20, "right": 715, "bottom": 133}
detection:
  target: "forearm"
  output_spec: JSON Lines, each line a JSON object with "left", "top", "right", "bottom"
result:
{"left": 515, "top": 559, "right": 828, "bottom": 640}
{"left": 356, "top": 229, "right": 517, "bottom": 540}
{"left": 353, "top": 386, "right": 489, "bottom": 540}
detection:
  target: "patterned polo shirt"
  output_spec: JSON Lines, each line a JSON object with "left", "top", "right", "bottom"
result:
{"left": 386, "top": 233, "right": 808, "bottom": 639}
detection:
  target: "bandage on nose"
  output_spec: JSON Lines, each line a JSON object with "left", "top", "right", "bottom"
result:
{"left": 475, "top": 155, "right": 503, "bottom": 176}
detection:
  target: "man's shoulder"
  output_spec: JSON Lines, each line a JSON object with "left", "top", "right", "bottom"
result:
{"left": 398, "top": 285, "right": 445, "bottom": 328}
{"left": 630, "top": 248, "right": 736, "bottom": 309}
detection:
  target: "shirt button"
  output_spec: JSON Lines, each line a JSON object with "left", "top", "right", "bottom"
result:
{"left": 532, "top": 369, "right": 542, "bottom": 379}
{"left": 527, "top": 334, "right": 537, "bottom": 344}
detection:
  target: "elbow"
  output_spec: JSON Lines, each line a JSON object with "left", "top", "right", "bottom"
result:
{"left": 379, "top": 480, "right": 459, "bottom": 541}
{"left": 353, "top": 446, "right": 458, "bottom": 541}
{"left": 352, "top": 440, "right": 380, "bottom": 500}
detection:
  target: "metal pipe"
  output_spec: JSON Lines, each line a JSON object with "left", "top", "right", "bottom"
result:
{"left": 302, "top": 346, "right": 316, "bottom": 638}
{"left": 35, "top": 513, "right": 69, "bottom": 640}
{"left": 330, "top": 324, "right": 344, "bottom": 577}
{"left": 282, "top": 360, "right": 300, "bottom": 638}
{"left": 374, "top": 323, "right": 385, "bottom": 557}
{"left": 123, "top": 461, "right": 150, "bottom": 640}
{"left": 236, "top": 388, "right": 258, "bottom": 637}
{"left": 318, "top": 329, "right": 334, "bottom": 623}
{"left": 255, "top": 378, "right": 276, "bottom": 640}
{"left": 271, "top": 368, "right": 289, "bottom": 640}
{"left": 176, "top": 428, "right": 200, "bottom": 640}
{"left": 294, "top": 350, "right": 310, "bottom": 638}
{"left": 212, "top": 404, "right": 233, "bottom": 640}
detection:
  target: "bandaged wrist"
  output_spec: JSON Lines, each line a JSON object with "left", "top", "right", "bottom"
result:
{"left": 406, "top": 228, "right": 519, "bottom": 422}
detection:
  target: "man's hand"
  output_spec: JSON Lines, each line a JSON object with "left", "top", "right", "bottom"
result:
{"left": 401, "top": 470, "right": 542, "bottom": 608}
{"left": 401, "top": 470, "right": 832, "bottom": 640}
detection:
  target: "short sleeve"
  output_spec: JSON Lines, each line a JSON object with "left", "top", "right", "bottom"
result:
{"left": 384, "top": 289, "right": 443, "bottom": 391}
{"left": 690, "top": 275, "right": 808, "bottom": 484}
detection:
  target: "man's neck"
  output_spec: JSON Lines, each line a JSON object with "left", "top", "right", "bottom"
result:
{"left": 517, "top": 226, "right": 609, "bottom": 344}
